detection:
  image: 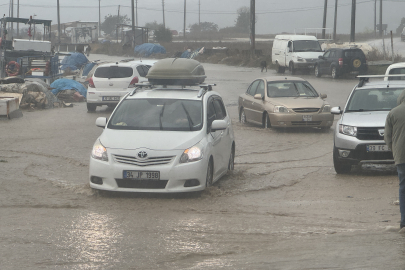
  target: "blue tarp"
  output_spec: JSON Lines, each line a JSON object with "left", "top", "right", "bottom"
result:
{"left": 82, "top": 62, "right": 97, "bottom": 77}
{"left": 134, "top": 43, "right": 166, "bottom": 57}
{"left": 60, "top": 53, "right": 89, "bottom": 71}
{"left": 50, "top": 78, "right": 87, "bottom": 98}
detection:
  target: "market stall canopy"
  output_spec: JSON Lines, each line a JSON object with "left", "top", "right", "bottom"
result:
{"left": 134, "top": 43, "right": 166, "bottom": 57}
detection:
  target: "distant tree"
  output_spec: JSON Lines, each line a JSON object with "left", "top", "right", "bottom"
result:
{"left": 190, "top": 22, "right": 218, "bottom": 33}
{"left": 235, "top": 6, "right": 250, "bottom": 33}
{"left": 396, "top": 17, "right": 405, "bottom": 35}
{"left": 154, "top": 26, "right": 172, "bottom": 42}
{"left": 145, "top": 21, "right": 161, "bottom": 31}
{"left": 101, "top": 14, "right": 130, "bottom": 36}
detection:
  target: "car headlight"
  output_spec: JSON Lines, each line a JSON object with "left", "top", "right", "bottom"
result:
{"left": 339, "top": 124, "right": 357, "bottom": 137}
{"left": 91, "top": 139, "right": 108, "bottom": 161}
{"left": 274, "top": 106, "right": 289, "bottom": 113}
{"left": 322, "top": 105, "right": 331, "bottom": 113}
{"left": 180, "top": 143, "right": 204, "bottom": 163}
{"left": 297, "top": 56, "right": 304, "bottom": 62}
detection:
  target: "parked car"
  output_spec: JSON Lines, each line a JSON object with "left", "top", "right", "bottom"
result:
{"left": 384, "top": 62, "right": 405, "bottom": 81}
{"left": 238, "top": 76, "right": 334, "bottom": 129}
{"left": 314, "top": 48, "right": 367, "bottom": 79}
{"left": 86, "top": 60, "right": 152, "bottom": 112}
{"left": 89, "top": 58, "right": 235, "bottom": 193}
{"left": 331, "top": 76, "right": 405, "bottom": 174}
{"left": 272, "top": 35, "right": 323, "bottom": 74}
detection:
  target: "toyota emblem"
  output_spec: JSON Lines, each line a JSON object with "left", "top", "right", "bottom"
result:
{"left": 378, "top": 129, "right": 385, "bottom": 137}
{"left": 138, "top": 151, "right": 148, "bottom": 158}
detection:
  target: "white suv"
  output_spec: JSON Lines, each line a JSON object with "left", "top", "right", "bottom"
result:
{"left": 89, "top": 58, "right": 235, "bottom": 193}
{"left": 86, "top": 60, "right": 152, "bottom": 111}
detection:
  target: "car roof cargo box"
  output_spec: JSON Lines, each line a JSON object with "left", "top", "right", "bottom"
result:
{"left": 146, "top": 58, "right": 206, "bottom": 85}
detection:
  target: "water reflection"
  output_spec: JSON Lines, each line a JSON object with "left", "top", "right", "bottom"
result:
{"left": 61, "top": 212, "right": 123, "bottom": 268}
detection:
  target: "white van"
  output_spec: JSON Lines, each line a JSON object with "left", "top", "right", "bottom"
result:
{"left": 272, "top": 35, "right": 323, "bottom": 74}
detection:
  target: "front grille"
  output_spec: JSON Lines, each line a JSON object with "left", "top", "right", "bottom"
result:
{"left": 293, "top": 108, "right": 320, "bottom": 113}
{"left": 291, "top": 121, "right": 322, "bottom": 126}
{"left": 113, "top": 154, "right": 174, "bottom": 167}
{"left": 356, "top": 127, "right": 385, "bottom": 140}
{"left": 115, "top": 179, "right": 168, "bottom": 189}
{"left": 348, "top": 144, "right": 393, "bottom": 161}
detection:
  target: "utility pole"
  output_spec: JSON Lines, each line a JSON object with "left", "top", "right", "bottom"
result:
{"left": 183, "top": 0, "right": 186, "bottom": 39}
{"left": 10, "top": 0, "right": 13, "bottom": 38}
{"left": 379, "top": 0, "right": 382, "bottom": 37}
{"left": 17, "top": 0, "right": 19, "bottom": 38}
{"left": 374, "top": 0, "right": 376, "bottom": 37}
{"left": 99, "top": 0, "right": 101, "bottom": 38}
{"left": 57, "top": 0, "right": 60, "bottom": 44}
{"left": 350, "top": 0, "right": 356, "bottom": 42}
{"left": 117, "top": 5, "right": 120, "bottom": 43}
{"left": 322, "top": 0, "right": 327, "bottom": 39}
{"left": 136, "top": 0, "right": 138, "bottom": 27}
{"left": 131, "top": 0, "right": 135, "bottom": 46}
{"left": 333, "top": 0, "right": 338, "bottom": 41}
{"left": 199, "top": 0, "right": 201, "bottom": 25}
{"left": 162, "top": 0, "right": 165, "bottom": 29}
{"left": 250, "top": 0, "right": 255, "bottom": 56}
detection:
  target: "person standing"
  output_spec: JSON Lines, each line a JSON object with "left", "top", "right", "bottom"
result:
{"left": 385, "top": 90, "right": 405, "bottom": 230}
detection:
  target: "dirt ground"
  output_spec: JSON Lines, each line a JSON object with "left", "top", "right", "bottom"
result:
{"left": 1, "top": 56, "right": 404, "bottom": 269}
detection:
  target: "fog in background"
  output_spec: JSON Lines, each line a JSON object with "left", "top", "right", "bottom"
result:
{"left": 6, "top": 0, "right": 405, "bottom": 35}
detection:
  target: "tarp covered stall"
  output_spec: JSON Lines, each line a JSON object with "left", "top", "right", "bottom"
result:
{"left": 60, "top": 53, "right": 89, "bottom": 71}
{"left": 134, "top": 43, "right": 166, "bottom": 57}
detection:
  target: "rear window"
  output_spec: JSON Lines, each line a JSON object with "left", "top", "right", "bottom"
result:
{"left": 344, "top": 50, "right": 364, "bottom": 58}
{"left": 94, "top": 66, "right": 133, "bottom": 78}
{"left": 388, "top": 68, "right": 405, "bottom": 80}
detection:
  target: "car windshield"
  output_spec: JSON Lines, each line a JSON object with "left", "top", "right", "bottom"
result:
{"left": 108, "top": 99, "right": 203, "bottom": 131}
{"left": 345, "top": 88, "right": 404, "bottom": 112}
{"left": 267, "top": 81, "right": 319, "bottom": 98}
{"left": 293, "top": 40, "right": 322, "bottom": 52}
{"left": 388, "top": 68, "right": 405, "bottom": 80}
{"left": 94, "top": 66, "right": 133, "bottom": 78}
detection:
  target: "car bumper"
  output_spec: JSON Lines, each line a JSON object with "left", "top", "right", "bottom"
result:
{"left": 293, "top": 62, "right": 316, "bottom": 69}
{"left": 269, "top": 112, "right": 334, "bottom": 127}
{"left": 334, "top": 130, "right": 393, "bottom": 165}
{"left": 86, "top": 89, "right": 132, "bottom": 105}
{"left": 89, "top": 149, "right": 209, "bottom": 193}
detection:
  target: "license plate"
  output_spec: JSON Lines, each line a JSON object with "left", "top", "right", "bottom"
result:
{"left": 366, "top": 145, "right": 390, "bottom": 152}
{"left": 303, "top": 115, "right": 312, "bottom": 121}
{"left": 123, "top": 170, "right": 160, "bottom": 180}
{"left": 102, "top": 96, "right": 120, "bottom": 101}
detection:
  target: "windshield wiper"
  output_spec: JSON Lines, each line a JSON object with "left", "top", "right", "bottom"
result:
{"left": 181, "top": 102, "right": 194, "bottom": 131}
{"left": 159, "top": 102, "right": 166, "bottom": 130}
{"left": 346, "top": 109, "right": 365, "bottom": 112}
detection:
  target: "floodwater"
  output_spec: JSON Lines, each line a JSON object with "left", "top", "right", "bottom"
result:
{"left": 1, "top": 55, "right": 404, "bottom": 269}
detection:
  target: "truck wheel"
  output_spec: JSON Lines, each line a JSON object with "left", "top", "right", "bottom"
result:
{"left": 333, "top": 146, "right": 352, "bottom": 174}
{"left": 87, "top": 103, "right": 97, "bottom": 112}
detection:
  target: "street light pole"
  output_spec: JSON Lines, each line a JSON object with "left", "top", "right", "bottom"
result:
{"left": 57, "top": 0, "right": 61, "bottom": 44}
{"left": 350, "top": 0, "right": 356, "bottom": 42}
{"left": 183, "top": 0, "right": 186, "bottom": 39}
{"left": 99, "top": 0, "right": 101, "bottom": 38}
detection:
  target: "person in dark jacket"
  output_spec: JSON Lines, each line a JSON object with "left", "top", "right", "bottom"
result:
{"left": 385, "top": 90, "right": 405, "bottom": 230}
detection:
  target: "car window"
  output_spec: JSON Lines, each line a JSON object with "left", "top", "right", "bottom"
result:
{"left": 207, "top": 99, "right": 216, "bottom": 130}
{"left": 94, "top": 66, "right": 133, "bottom": 78}
{"left": 213, "top": 98, "right": 227, "bottom": 120}
{"left": 108, "top": 99, "right": 203, "bottom": 131}
{"left": 247, "top": 80, "right": 260, "bottom": 96}
{"left": 344, "top": 50, "right": 364, "bottom": 58}
{"left": 388, "top": 68, "right": 405, "bottom": 80}
{"left": 256, "top": 81, "right": 265, "bottom": 97}
{"left": 267, "top": 81, "right": 318, "bottom": 98}
{"left": 330, "top": 51, "right": 336, "bottom": 58}
{"left": 136, "top": 65, "right": 149, "bottom": 77}
{"left": 346, "top": 88, "right": 404, "bottom": 112}
{"left": 323, "top": 51, "right": 331, "bottom": 58}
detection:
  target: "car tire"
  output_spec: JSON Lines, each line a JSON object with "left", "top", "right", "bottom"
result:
{"left": 228, "top": 145, "right": 235, "bottom": 171}
{"left": 276, "top": 63, "right": 285, "bottom": 74}
{"left": 333, "top": 146, "right": 352, "bottom": 174}
{"left": 315, "top": 65, "right": 321, "bottom": 77}
{"left": 240, "top": 108, "right": 247, "bottom": 124}
{"left": 331, "top": 66, "right": 338, "bottom": 79}
{"left": 206, "top": 158, "right": 214, "bottom": 187}
{"left": 263, "top": 113, "right": 271, "bottom": 129}
{"left": 87, "top": 103, "right": 97, "bottom": 112}
{"left": 289, "top": 62, "right": 296, "bottom": 75}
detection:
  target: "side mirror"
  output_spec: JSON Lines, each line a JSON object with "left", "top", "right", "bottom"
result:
{"left": 320, "top": 93, "right": 327, "bottom": 99}
{"left": 331, "top": 106, "right": 342, "bottom": 115}
{"left": 211, "top": 119, "right": 227, "bottom": 132}
{"left": 96, "top": 117, "right": 107, "bottom": 128}
{"left": 254, "top": 93, "right": 264, "bottom": 101}
{"left": 318, "top": 55, "right": 323, "bottom": 59}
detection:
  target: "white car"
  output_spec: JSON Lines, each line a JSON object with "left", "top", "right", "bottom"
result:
{"left": 384, "top": 62, "right": 405, "bottom": 81}
{"left": 89, "top": 80, "right": 235, "bottom": 193}
{"left": 86, "top": 60, "right": 152, "bottom": 111}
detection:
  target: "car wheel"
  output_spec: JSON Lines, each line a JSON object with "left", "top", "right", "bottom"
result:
{"left": 333, "top": 146, "right": 352, "bottom": 174}
{"left": 87, "top": 103, "right": 97, "bottom": 112}
{"left": 228, "top": 145, "right": 235, "bottom": 171}
{"left": 240, "top": 108, "right": 247, "bottom": 124}
{"left": 263, "top": 113, "right": 271, "bottom": 129}
{"left": 315, "top": 65, "right": 321, "bottom": 77}
{"left": 331, "top": 66, "right": 338, "bottom": 79}
{"left": 206, "top": 158, "right": 214, "bottom": 187}
{"left": 289, "top": 62, "right": 296, "bottom": 75}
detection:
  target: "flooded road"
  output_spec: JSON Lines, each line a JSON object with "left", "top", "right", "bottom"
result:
{"left": 1, "top": 55, "right": 404, "bottom": 269}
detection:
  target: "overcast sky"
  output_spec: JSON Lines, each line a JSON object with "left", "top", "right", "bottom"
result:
{"left": 4, "top": 0, "right": 405, "bottom": 35}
